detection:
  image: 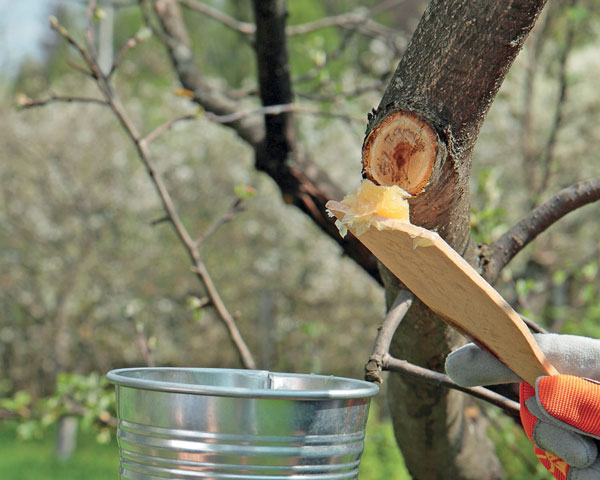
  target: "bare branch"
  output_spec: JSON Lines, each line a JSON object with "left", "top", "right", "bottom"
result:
{"left": 365, "top": 290, "right": 414, "bottom": 383}
{"left": 85, "top": 0, "right": 98, "bottom": 57}
{"left": 151, "top": 0, "right": 380, "bottom": 282}
{"left": 179, "top": 0, "right": 255, "bottom": 35}
{"left": 179, "top": 0, "right": 405, "bottom": 40}
{"left": 191, "top": 263, "right": 256, "bottom": 369}
{"left": 383, "top": 355, "right": 520, "bottom": 417}
{"left": 109, "top": 27, "right": 152, "bottom": 77}
{"left": 49, "top": 16, "right": 106, "bottom": 86}
{"left": 17, "top": 94, "right": 108, "bottom": 109}
{"left": 66, "top": 58, "right": 95, "bottom": 77}
{"left": 142, "top": 113, "right": 197, "bottom": 145}
{"left": 287, "top": 11, "right": 399, "bottom": 40}
{"left": 363, "top": 288, "right": 520, "bottom": 416}
{"left": 520, "top": 314, "right": 548, "bottom": 334}
{"left": 150, "top": 215, "right": 170, "bottom": 226}
{"left": 484, "top": 177, "right": 600, "bottom": 283}
{"left": 195, "top": 198, "right": 243, "bottom": 246}
{"left": 43, "top": 16, "right": 257, "bottom": 370}
{"left": 150, "top": 0, "right": 264, "bottom": 146}
{"left": 204, "top": 103, "right": 363, "bottom": 125}
{"left": 134, "top": 321, "right": 156, "bottom": 367}
{"left": 536, "top": 1, "right": 577, "bottom": 200}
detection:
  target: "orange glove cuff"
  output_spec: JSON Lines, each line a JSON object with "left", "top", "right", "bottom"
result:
{"left": 520, "top": 381, "right": 570, "bottom": 480}
{"left": 537, "top": 375, "right": 600, "bottom": 437}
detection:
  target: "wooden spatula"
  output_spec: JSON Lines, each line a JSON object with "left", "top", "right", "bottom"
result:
{"left": 326, "top": 200, "right": 559, "bottom": 386}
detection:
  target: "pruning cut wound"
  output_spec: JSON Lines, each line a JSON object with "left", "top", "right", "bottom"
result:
{"left": 362, "top": 112, "right": 438, "bottom": 195}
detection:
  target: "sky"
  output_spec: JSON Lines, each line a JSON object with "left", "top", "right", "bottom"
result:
{"left": 0, "top": 0, "right": 59, "bottom": 75}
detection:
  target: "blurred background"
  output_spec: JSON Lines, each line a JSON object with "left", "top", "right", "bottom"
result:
{"left": 0, "top": 1, "right": 598, "bottom": 478}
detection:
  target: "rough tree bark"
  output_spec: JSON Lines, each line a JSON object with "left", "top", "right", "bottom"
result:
{"left": 362, "top": 1, "right": 547, "bottom": 478}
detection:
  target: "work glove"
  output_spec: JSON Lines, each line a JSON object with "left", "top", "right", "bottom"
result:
{"left": 445, "top": 334, "right": 600, "bottom": 480}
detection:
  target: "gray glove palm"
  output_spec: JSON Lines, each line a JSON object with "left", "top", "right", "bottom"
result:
{"left": 446, "top": 334, "right": 600, "bottom": 480}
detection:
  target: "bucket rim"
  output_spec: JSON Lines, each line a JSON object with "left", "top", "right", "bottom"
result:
{"left": 106, "top": 367, "right": 379, "bottom": 400}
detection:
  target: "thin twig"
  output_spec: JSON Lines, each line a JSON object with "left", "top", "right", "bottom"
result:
{"left": 536, "top": 0, "right": 577, "bottom": 200}
{"left": 293, "top": 27, "right": 357, "bottom": 86}
{"left": 179, "top": 0, "right": 405, "bottom": 40}
{"left": 139, "top": 0, "right": 179, "bottom": 49}
{"left": 191, "top": 263, "right": 256, "bottom": 369}
{"left": 520, "top": 314, "right": 548, "bottom": 334}
{"left": 383, "top": 355, "right": 520, "bottom": 416}
{"left": 484, "top": 177, "right": 600, "bottom": 283}
{"left": 134, "top": 321, "right": 156, "bottom": 367}
{"left": 365, "top": 290, "right": 413, "bottom": 383}
{"left": 39, "top": 16, "right": 257, "bottom": 370}
{"left": 519, "top": 4, "right": 550, "bottom": 183}
{"left": 287, "top": 12, "right": 397, "bottom": 39}
{"left": 66, "top": 58, "right": 95, "bottom": 77}
{"left": 18, "top": 94, "right": 108, "bottom": 109}
{"left": 142, "top": 113, "right": 197, "bottom": 145}
{"left": 85, "top": 0, "right": 98, "bottom": 57}
{"left": 204, "top": 103, "right": 363, "bottom": 125}
{"left": 50, "top": 16, "right": 106, "bottom": 85}
{"left": 195, "top": 198, "right": 243, "bottom": 246}
{"left": 150, "top": 215, "right": 170, "bottom": 226}
{"left": 109, "top": 28, "right": 152, "bottom": 77}
{"left": 141, "top": 104, "right": 360, "bottom": 145}
{"left": 179, "top": 0, "right": 255, "bottom": 35}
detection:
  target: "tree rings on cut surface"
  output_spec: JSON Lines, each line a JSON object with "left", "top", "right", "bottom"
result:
{"left": 362, "top": 111, "right": 438, "bottom": 195}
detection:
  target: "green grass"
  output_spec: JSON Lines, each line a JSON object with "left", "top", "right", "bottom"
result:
{"left": 360, "top": 407, "right": 410, "bottom": 480}
{"left": 0, "top": 421, "right": 119, "bottom": 480}
{"left": 0, "top": 410, "right": 407, "bottom": 480}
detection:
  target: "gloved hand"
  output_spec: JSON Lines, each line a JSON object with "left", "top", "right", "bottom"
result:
{"left": 445, "top": 334, "right": 600, "bottom": 480}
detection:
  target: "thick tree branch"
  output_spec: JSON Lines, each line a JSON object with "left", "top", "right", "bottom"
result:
{"left": 247, "top": 0, "right": 380, "bottom": 281}
{"left": 363, "top": 2, "right": 548, "bottom": 477}
{"left": 149, "top": 0, "right": 381, "bottom": 282}
{"left": 483, "top": 177, "right": 600, "bottom": 283}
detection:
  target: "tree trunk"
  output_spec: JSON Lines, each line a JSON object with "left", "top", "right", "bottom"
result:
{"left": 364, "top": 1, "right": 547, "bottom": 478}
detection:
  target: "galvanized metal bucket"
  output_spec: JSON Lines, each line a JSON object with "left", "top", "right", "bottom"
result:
{"left": 107, "top": 368, "right": 379, "bottom": 479}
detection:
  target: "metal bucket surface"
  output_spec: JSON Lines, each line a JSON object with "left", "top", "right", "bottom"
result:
{"left": 107, "top": 368, "right": 379, "bottom": 479}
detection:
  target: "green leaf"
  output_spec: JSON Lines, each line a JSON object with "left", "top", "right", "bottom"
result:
{"left": 93, "top": 6, "right": 106, "bottom": 20}
{"left": 567, "top": 6, "right": 588, "bottom": 23}
{"left": 234, "top": 184, "right": 256, "bottom": 200}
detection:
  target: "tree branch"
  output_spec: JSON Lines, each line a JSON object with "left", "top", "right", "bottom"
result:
{"left": 365, "top": 290, "right": 413, "bottom": 383}
{"left": 383, "top": 356, "right": 520, "bottom": 416}
{"left": 195, "top": 198, "right": 243, "bottom": 246}
{"left": 150, "top": 0, "right": 381, "bottom": 282}
{"left": 179, "top": 0, "right": 406, "bottom": 41}
{"left": 484, "top": 177, "right": 600, "bottom": 283}
{"left": 363, "top": 289, "right": 519, "bottom": 415}
{"left": 178, "top": 0, "right": 255, "bottom": 35}
{"left": 17, "top": 94, "right": 108, "bottom": 109}
{"left": 134, "top": 321, "right": 156, "bottom": 367}
{"left": 535, "top": 0, "right": 577, "bottom": 201}
{"left": 108, "top": 27, "right": 152, "bottom": 77}
{"left": 38, "top": 16, "right": 257, "bottom": 370}
{"left": 150, "top": 0, "right": 264, "bottom": 146}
